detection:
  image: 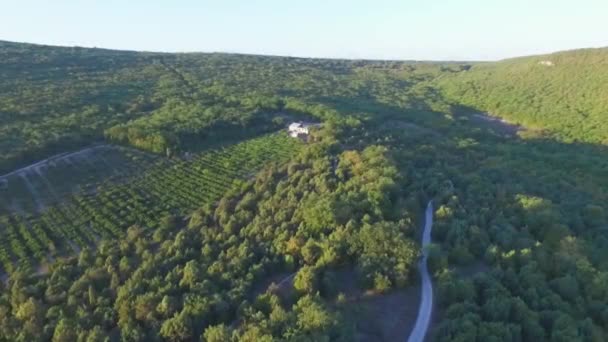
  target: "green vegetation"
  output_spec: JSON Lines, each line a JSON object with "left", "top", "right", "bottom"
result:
{"left": 0, "top": 133, "right": 300, "bottom": 272}
{"left": 0, "top": 41, "right": 165, "bottom": 174}
{"left": 440, "top": 48, "right": 608, "bottom": 143}
{"left": 0, "top": 135, "right": 419, "bottom": 341}
{"left": 1, "top": 40, "right": 608, "bottom": 341}
{"left": 0, "top": 146, "right": 165, "bottom": 215}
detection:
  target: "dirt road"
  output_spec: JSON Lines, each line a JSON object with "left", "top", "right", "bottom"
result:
{"left": 408, "top": 201, "right": 434, "bottom": 342}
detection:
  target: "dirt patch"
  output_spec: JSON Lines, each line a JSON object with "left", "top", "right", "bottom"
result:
{"left": 251, "top": 267, "right": 426, "bottom": 341}
{"left": 348, "top": 286, "right": 422, "bottom": 342}
{"left": 329, "top": 267, "right": 422, "bottom": 342}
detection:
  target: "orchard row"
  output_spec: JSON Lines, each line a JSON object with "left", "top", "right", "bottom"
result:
{"left": 0, "top": 133, "right": 301, "bottom": 273}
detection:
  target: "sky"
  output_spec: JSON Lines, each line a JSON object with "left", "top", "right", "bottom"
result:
{"left": 1, "top": 0, "right": 607, "bottom": 61}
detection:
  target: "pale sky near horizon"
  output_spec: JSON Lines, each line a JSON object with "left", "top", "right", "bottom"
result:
{"left": 1, "top": 0, "right": 607, "bottom": 61}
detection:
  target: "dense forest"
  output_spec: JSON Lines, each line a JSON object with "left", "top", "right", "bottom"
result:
{"left": 1, "top": 40, "right": 608, "bottom": 341}
{"left": 439, "top": 48, "right": 608, "bottom": 144}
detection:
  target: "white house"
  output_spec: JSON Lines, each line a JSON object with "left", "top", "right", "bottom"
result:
{"left": 288, "top": 122, "right": 317, "bottom": 137}
{"left": 539, "top": 60, "right": 555, "bottom": 67}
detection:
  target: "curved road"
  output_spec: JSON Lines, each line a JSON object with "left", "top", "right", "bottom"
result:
{"left": 408, "top": 200, "right": 434, "bottom": 342}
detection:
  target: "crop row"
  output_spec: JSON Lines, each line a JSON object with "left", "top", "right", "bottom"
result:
{"left": 0, "top": 133, "right": 301, "bottom": 273}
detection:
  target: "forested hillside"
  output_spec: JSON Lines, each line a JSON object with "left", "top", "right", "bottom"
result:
{"left": 0, "top": 40, "right": 457, "bottom": 173}
{"left": 0, "top": 41, "right": 164, "bottom": 173}
{"left": 1, "top": 41, "right": 608, "bottom": 341}
{"left": 439, "top": 48, "right": 608, "bottom": 143}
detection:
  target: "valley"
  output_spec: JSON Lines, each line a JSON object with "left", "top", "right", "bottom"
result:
{"left": 0, "top": 40, "right": 607, "bottom": 341}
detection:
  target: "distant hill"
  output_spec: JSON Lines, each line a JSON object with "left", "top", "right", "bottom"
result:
{"left": 0, "top": 40, "right": 166, "bottom": 174}
{"left": 440, "top": 48, "right": 608, "bottom": 143}
{"left": 0, "top": 40, "right": 457, "bottom": 174}
{"left": 2, "top": 39, "right": 607, "bottom": 174}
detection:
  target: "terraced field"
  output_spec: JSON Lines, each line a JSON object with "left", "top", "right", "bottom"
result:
{"left": 0, "top": 132, "right": 302, "bottom": 273}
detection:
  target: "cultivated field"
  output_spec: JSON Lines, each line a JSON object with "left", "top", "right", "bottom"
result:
{"left": 0, "top": 132, "right": 301, "bottom": 273}
{"left": 0, "top": 145, "right": 165, "bottom": 215}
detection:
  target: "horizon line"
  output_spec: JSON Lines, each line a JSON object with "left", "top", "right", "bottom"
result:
{"left": 2, "top": 38, "right": 606, "bottom": 63}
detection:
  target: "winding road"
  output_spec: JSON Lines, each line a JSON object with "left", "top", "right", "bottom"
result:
{"left": 408, "top": 200, "right": 434, "bottom": 342}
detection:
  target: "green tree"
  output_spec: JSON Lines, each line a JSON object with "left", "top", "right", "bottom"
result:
{"left": 294, "top": 266, "right": 318, "bottom": 294}
{"left": 52, "top": 319, "right": 79, "bottom": 342}
{"left": 202, "top": 324, "right": 232, "bottom": 342}
{"left": 160, "top": 312, "right": 193, "bottom": 342}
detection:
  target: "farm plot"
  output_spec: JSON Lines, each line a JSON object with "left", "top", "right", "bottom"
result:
{"left": 0, "top": 132, "right": 301, "bottom": 273}
{"left": 0, "top": 145, "right": 165, "bottom": 215}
